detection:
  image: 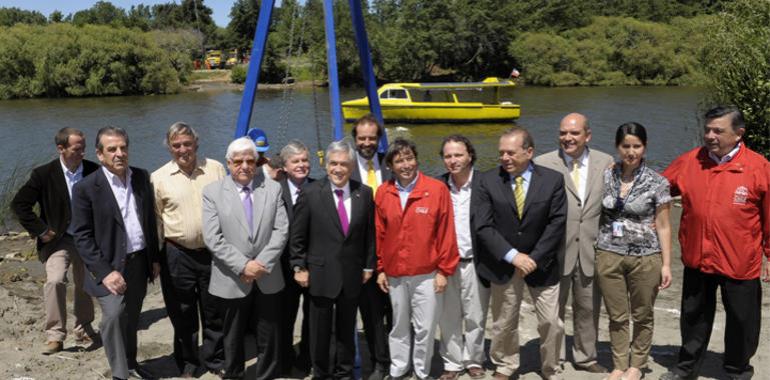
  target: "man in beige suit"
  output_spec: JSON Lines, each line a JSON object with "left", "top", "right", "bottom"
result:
{"left": 534, "top": 113, "right": 612, "bottom": 373}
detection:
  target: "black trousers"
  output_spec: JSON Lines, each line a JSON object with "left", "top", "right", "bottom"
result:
{"left": 280, "top": 267, "right": 311, "bottom": 371}
{"left": 309, "top": 291, "right": 359, "bottom": 380}
{"left": 674, "top": 267, "right": 761, "bottom": 379}
{"left": 219, "top": 285, "right": 281, "bottom": 380}
{"left": 161, "top": 242, "right": 224, "bottom": 373}
{"left": 358, "top": 274, "right": 392, "bottom": 371}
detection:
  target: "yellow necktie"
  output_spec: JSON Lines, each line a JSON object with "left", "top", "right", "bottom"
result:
{"left": 514, "top": 175, "right": 525, "bottom": 219}
{"left": 367, "top": 160, "right": 378, "bottom": 196}
{"left": 571, "top": 159, "right": 580, "bottom": 189}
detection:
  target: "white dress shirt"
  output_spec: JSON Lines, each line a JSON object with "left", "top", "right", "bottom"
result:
{"left": 102, "top": 167, "right": 146, "bottom": 254}
{"left": 449, "top": 170, "right": 474, "bottom": 259}
{"left": 287, "top": 178, "right": 306, "bottom": 205}
{"left": 709, "top": 143, "right": 741, "bottom": 165}
{"left": 60, "top": 159, "right": 84, "bottom": 199}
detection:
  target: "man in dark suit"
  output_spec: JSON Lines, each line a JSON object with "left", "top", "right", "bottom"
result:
{"left": 291, "top": 139, "right": 376, "bottom": 380}
{"left": 350, "top": 114, "right": 391, "bottom": 380}
{"left": 277, "top": 140, "right": 314, "bottom": 375}
{"left": 11, "top": 127, "right": 99, "bottom": 355}
{"left": 474, "top": 127, "right": 567, "bottom": 380}
{"left": 71, "top": 126, "right": 160, "bottom": 380}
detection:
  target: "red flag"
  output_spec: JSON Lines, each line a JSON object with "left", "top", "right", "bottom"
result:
{"left": 510, "top": 68, "right": 520, "bottom": 78}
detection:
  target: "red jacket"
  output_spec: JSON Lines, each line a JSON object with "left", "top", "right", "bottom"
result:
{"left": 375, "top": 173, "right": 459, "bottom": 277}
{"left": 663, "top": 146, "right": 770, "bottom": 280}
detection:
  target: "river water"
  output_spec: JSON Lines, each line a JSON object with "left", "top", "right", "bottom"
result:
{"left": 0, "top": 86, "right": 705, "bottom": 182}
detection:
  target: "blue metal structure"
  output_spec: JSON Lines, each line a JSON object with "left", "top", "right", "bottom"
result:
{"left": 233, "top": 0, "right": 388, "bottom": 152}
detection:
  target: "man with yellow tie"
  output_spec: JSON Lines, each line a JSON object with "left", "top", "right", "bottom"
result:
{"left": 351, "top": 114, "right": 392, "bottom": 380}
{"left": 535, "top": 113, "right": 613, "bottom": 374}
{"left": 474, "top": 127, "right": 567, "bottom": 380}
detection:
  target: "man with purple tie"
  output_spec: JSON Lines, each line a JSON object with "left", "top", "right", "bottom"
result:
{"left": 290, "top": 140, "right": 376, "bottom": 380}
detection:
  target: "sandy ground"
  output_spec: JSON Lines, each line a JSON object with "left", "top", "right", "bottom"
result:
{"left": 0, "top": 206, "right": 768, "bottom": 380}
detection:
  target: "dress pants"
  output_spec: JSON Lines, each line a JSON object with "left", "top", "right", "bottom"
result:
{"left": 596, "top": 250, "right": 660, "bottom": 370}
{"left": 489, "top": 270, "right": 561, "bottom": 378}
{"left": 439, "top": 260, "right": 490, "bottom": 371}
{"left": 163, "top": 242, "right": 224, "bottom": 374}
{"left": 281, "top": 267, "right": 311, "bottom": 371}
{"left": 97, "top": 251, "right": 148, "bottom": 380}
{"left": 672, "top": 267, "right": 761, "bottom": 379}
{"left": 388, "top": 272, "right": 442, "bottom": 380}
{"left": 557, "top": 259, "right": 600, "bottom": 366}
{"left": 44, "top": 235, "right": 95, "bottom": 342}
{"left": 309, "top": 290, "right": 359, "bottom": 380}
{"left": 359, "top": 272, "right": 392, "bottom": 372}
{"left": 219, "top": 283, "right": 281, "bottom": 380}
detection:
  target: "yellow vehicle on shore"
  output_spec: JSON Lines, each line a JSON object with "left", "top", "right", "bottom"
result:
{"left": 205, "top": 50, "right": 223, "bottom": 69}
{"left": 341, "top": 77, "right": 520, "bottom": 123}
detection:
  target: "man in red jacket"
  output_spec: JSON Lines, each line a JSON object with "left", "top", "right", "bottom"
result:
{"left": 660, "top": 106, "right": 770, "bottom": 380}
{"left": 375, "top": 138, "right": 459, "bottom": 380}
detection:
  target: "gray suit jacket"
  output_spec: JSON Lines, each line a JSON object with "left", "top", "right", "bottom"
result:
{"left": 534, "top": 148, "right": 612, "bottom": 277}
{"left": 202, "top": 172, "right": 289, "bottom": 299}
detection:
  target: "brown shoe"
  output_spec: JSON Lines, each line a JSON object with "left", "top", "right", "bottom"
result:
{"left": 440, "top": 371, "right": 460, "bottom": 380}
{"left": 42, "top": 341, "right": 63, "bottom": 355}
{"left": 493, "top": 372, "right": 509, "bottom": 380}
{"left": 467, "top": 367, "right": 486, "bottom": 379}
{"left": 575, "top": 363, "right": 608, "bottom": 373}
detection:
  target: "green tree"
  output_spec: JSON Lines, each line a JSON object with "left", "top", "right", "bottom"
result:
{"left": 0, "top": 7, "right": 47, "bottom": 26}
{"left": 71, "top": 1, "right": 127, "bottom": 26}
{"left": 49, "top": 11, "right": 64, "bottom": 24}
{"left": 701, "top": 0, "right": 770, "bottom": 158}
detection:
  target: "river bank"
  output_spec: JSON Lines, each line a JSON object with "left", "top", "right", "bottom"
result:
{"left": 1, "top": 205, "right": 768, "bottom": 380}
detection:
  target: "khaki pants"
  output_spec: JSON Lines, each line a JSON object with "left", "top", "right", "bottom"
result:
{"left": 44, "top": 236, "right": 95, "bottom": 342}
{"left": 557, "top": 260, "right": 601, "bottom": 366}
{"left": 596, "top": 249, "right": 661, "bottom": 370}
{"left": 489, "top": 270, "right": 562, "bottom": 378}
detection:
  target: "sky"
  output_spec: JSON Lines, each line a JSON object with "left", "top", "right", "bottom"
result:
{"left": 0, "top": 0, "right": 235, "bottom": 27}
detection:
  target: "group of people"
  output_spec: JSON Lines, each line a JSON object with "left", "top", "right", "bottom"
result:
{"left": 10, "top": 106, "right": 769, "bottom": 380}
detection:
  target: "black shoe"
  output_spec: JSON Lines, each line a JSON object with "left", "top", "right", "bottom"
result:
{"left": 368, "top": 368, "right": 387, "bottom": 380}
{"left": 575, "top": 363, "right": 608, "bottom": 373}
{"left": 127, "top": 366, "right": 154, "bottom": 379}
{"left": 659, "top": 371, "right": 690, "bottom": 380}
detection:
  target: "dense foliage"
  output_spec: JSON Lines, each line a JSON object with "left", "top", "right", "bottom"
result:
{"left": 701, "top": 0, "right": 770, "bottom": 159}
{"left": 0, "top": 24, "right": 193, "bottom": 99}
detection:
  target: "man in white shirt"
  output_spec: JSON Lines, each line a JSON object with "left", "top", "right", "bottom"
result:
{"left": 437, "top": 135, "right": 491, "bottom": 380}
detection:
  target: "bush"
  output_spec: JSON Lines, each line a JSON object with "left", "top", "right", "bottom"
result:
{"left": 701, "top": 0, "right": 770, "bottom": 158}
{"left": 230, "top": 64, "right": 247, "bottom": 84}
{"left": 0, "top": 23, "right": 191, "bottom": 99}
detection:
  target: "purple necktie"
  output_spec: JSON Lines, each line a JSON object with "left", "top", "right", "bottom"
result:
{"left": 335, "top": 189, "right": 349, "bottom": 235}
{"left": 242, "top": 186, "right": 253, "bottom": 234}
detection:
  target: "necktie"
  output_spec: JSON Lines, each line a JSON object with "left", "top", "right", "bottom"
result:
{"left": 367, "top": 160, "right": 378, "bottom": 196}
{"left": 571, "top": 159, "right": 580, "bottom": 190}
{"left": 335, "top": 189, "right": 349, "bottom": 235}
{"left": 514, "top": 176, "right": 525, "bottom": 219}
{"left": 242, "top": 186, "right": 253, "bottom": 234}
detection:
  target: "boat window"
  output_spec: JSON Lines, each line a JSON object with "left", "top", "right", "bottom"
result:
{"left": 453, "top": 87, "right": 515, "bottom": 104}
{"left": 410, "top": 89, "right": 452, "bottom": 102}
{"left": 390, "top": 89, "right": 408, "bottom": 99}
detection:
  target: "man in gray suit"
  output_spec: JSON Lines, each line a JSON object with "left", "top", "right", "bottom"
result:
{"left": 534, "top": 113, "right": 612, "bottom": 373}
{"left": 202, "top": 136, "right": 289, "bottom": 379}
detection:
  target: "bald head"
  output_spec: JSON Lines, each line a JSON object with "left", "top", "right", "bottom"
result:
{"left": 559, "top": 113, "right": 591, "bottom": 159}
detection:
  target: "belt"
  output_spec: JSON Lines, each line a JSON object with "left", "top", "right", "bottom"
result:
{"left": 126, "top": 248, "right": 146, "bottom": 261}
{"left": 459, "top": 257, "right": 474, "bottom": 263}
{"left": 165, "top": 239, "right": 208, "bottom": 253}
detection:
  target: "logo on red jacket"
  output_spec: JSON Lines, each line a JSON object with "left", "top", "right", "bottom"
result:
{"left": 733, "top": 186, "right": 748, "bottom": 205}
{"left": 415, "top": 206, "right": 429, "bottom": 214}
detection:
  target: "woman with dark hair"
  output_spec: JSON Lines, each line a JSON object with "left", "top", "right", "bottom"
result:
{"left": 596, "top": 123, "right": 672, "bottom": 380}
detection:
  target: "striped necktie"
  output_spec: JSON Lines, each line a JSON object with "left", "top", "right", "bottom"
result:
{"left": 514, "top": 176, "right": 524, "bottom": 219}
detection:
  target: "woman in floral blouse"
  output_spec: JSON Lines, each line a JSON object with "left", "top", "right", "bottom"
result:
{"left": 596, "top": 122, "right": 672, "bottom": 380}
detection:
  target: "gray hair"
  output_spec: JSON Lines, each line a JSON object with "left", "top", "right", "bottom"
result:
{"left": 279, "top": 139, "right": 309, "bottom": 163}
{"left": 225, "top": 137, "right": 257, "bottom": 161}
{"left": 325, "top": 139, "right": 355, "bottom": 166}
{"left": 165, "top": 122, "right": 199, "bottom": 147}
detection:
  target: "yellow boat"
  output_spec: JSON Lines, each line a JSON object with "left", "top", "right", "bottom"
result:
{"left": 341, "top": 77, "right": 520, "bottom": 123}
